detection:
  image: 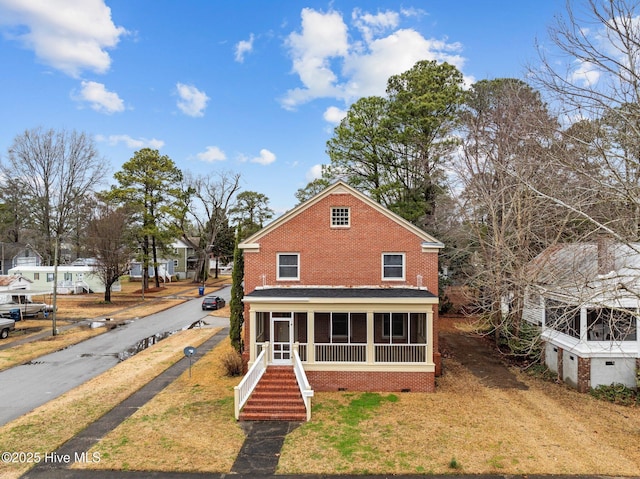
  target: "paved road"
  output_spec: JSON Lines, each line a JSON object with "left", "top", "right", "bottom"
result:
{"left": 0, "top": 286, "right": 231, "bottom": 426}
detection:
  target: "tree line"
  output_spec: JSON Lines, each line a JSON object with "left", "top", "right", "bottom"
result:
{"left": 0, "top": 136, "right": 274, "bottom": 303}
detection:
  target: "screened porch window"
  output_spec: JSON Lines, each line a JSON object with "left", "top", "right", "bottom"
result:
{"left": 545, "top": 299, "right": 580, "bottom": 339}
{"left": 587, "top": 307, "right": 637, "bottom": 341}
{"left": 314, "top": 312, "right": 367, "bottom": 343}
{"left": 374, "top": 312, "right": 427, "bottom": 344}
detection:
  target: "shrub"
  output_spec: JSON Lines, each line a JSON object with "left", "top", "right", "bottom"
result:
{"left": 220, "top": 349, "right": 243, "bottom": 377}
{"left": 524, "top": 362, "right": 556, "bottom": 382}
{"left": 590, "top": 383, "right": 638, "bottom": 406}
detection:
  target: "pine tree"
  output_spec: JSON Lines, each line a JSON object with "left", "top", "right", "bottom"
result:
{"left": 229, "top": 226, "right": 244, "bottom": 353}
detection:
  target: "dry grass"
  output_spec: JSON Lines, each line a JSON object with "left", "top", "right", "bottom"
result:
{"left": 277, "top": 362, "right": 640, "bottom": 475}
{"left": 73, "top": 338, "right": 245, "bottom": 473}
{"left": 62, "top": 343, "right": 640, "bottom": 476}
{"left": 0, "top": 327, "right": 219, "bottom": 479}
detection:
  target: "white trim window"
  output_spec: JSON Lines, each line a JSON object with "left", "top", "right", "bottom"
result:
{"left": 331, "top": 207, "right": 350, "bottom": 227}
{"left": 277, "top": 253, "right": 300, "bottom": 280}
{"left": 382, "top": 253, "right": 405, "bottom": 280}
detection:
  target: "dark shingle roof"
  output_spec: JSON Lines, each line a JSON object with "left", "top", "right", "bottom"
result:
{"left": 245, "top": 287, "right": 436, "bottom": 299}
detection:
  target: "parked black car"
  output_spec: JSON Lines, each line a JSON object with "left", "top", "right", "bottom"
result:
{"left": 201, "top": 295, "right": 225, "bottom": 311}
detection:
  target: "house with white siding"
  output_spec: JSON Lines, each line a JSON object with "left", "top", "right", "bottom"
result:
{"left": 523, "top": 238, "right": 640, "bottom": 392}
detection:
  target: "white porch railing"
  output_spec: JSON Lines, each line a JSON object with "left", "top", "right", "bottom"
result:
{"left": 234, "top": 342, "right": 269, "bottom": 420}
{"left": 315, "top": 344, "right": 367, "bottom": 362}
{"left": 375, "top": 344, "right": 427, "bottom": 363}
{"left": 311, "top": 343, "right": 427, "bottom": 363}
{"left": 292, "top": 343, "right": 314, "bottom": 421}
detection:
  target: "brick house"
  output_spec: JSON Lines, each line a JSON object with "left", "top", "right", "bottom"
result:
{"left": 235, "top": 181, "right": 443, "bottom": 419}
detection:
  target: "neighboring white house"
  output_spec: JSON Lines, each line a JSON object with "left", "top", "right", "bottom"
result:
{"left": 7, "top": 264, "right": 118, "bottom": 294}
{"left": 0, "top": 275, "right": 32, "bottom": 292}
{"left": 523, "top": 238, "right": 640, "bottom": 392}
{"left": 128, "top": 260, "right": 174, "bottom": 282}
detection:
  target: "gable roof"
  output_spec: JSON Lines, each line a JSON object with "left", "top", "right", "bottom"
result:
{"left": 0, "top": 275, "right": 32, "bottom": 286}
{"left": 530, "top": 241, "right": 640, "bottom": 306}
{"left": 531, "top": 242, "right": 640, "bottom": 286}
{"left": 240, "top": 181, "right": 443, "bottom": 250}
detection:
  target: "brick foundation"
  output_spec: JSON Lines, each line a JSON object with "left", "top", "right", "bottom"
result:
{"left": 577, "top": 356, "right": 591, "bottom": 393}
{"left": 306, "top": 370, "right": 435, "bottom": 392}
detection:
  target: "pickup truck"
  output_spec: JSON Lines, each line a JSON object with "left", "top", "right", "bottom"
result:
{"left": 0, "top": 317, "right": 15, "bottom": 339}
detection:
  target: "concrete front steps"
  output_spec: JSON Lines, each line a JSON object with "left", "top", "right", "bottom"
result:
{"left": 239, "top": 366, "right": 307, "bottom": 421}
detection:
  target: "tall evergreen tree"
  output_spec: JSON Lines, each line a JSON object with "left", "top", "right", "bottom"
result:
{"left": 229, "top": 226, "right": 244, "bottom": 353}
{"left": 107, "top": 148, "right": 185, "bottom": 291}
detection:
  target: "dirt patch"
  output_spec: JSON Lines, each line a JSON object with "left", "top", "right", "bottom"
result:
{"left": 440, "top": 315, "right": 528, "bottom": 390}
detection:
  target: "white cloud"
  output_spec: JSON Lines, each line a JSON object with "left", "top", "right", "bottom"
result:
{"left": 323, "top": 106, "right": 347, "bottom": 124}
{"left": 176, "top": 83, "right": 209, "bottom": 117}
{"left": 251, "top": 149, "right": 276, "bottom": 165}
{"left": 306, "top": 164, "right": 324, "bottom": 181}
{"left": 282, "top": 8, "right": 349, "bottom": 109}
{"left": 281, "top": 7, "right": 466, "bottom": 109}
{"left": 75, "top": 80, "right": 124, "bottom": 114}
{"left": 0, "top": 0, "right": 127, "bottom": 77}
{"left": 235, "top": 33, "right": 254, "bottom": 63}
{"left": 343, "top": 29, "right": 465, "bottom": 98}
{"left": 196, "top": 146, "right": 226, "bottom": 162}
{"left": 570, "top": 59, "right": 601, "bottom": 87}
{"left": 352, "top": 8, "right": 399, "bottom": 43}
{"left": 97, "top": 134, "right": 164, "bottom": 149}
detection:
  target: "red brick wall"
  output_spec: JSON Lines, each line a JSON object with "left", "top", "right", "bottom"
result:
{"left": 244, "top": 193, "right": 439, "bottom": 295}
{"left": 306, "top": 370, "right": 435, "bottom": 392}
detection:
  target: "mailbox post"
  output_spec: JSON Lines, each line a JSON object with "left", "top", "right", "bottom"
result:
{"left": 183, "top": 346, "right": 197, "bottom": 378}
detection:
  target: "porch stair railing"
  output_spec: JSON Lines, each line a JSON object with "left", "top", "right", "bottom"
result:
{"left": 293, "top": 343, "right": 314, "bottom": 421}
{"left": 238, "top": 366, "right": 308, "bottom": 421}
{"left": 234, "top": 342, "right": 313, "bottom": 421}
{"left": 234, "top": 342, "right": 269, "bottom": 420}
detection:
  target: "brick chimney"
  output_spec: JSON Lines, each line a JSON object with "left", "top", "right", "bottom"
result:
{"left": 597, "top": 234, "right": 615, "bottom": 275}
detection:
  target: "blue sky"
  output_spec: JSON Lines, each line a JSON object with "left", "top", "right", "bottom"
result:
{"left": 0, "top": 1, "right": 565, "bottom": 214}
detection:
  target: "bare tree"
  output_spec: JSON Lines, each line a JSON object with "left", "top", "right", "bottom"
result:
{"left": 184, "top": 171, "right": 241, "bottom": 283}
{"left": 530, "top": 0, "right": 640, "bottom": 243}
{"left": 86, "top": 201, "right": 135, "bottom": 302}
{"left": 2, "top": 127, "right": 107, "bottom": 264}
{"left": 455, "top": 78, "right": 570, "bottom": 352}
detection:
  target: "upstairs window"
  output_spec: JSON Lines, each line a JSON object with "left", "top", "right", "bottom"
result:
{"left": 331, "top": 207, "right": 350, "bottom": 227}
{"left": 277, "top": 253, "right": 300, "bottom": 280}
{"left": 382, "top": 253, "right": 405, "bottom": 280}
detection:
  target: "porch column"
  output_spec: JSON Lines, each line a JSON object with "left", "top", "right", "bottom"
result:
{"left": 366, "top": 311, "right": 374, "bottom": 364}
{"left": 307, "top": 310, "right": 315, "bottom": 363}
{"left": 427, "top": 307, "right": 434, "bottom": 366}
{"left": 579, "top": 307, "right": 587, "bottom": 342}
{"left": 249, "top": 310, "right": 256, "bottom": 363}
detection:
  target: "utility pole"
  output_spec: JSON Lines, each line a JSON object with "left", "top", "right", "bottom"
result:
{"left": 51, "top": 236, "right": 59, "bottom": 336}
